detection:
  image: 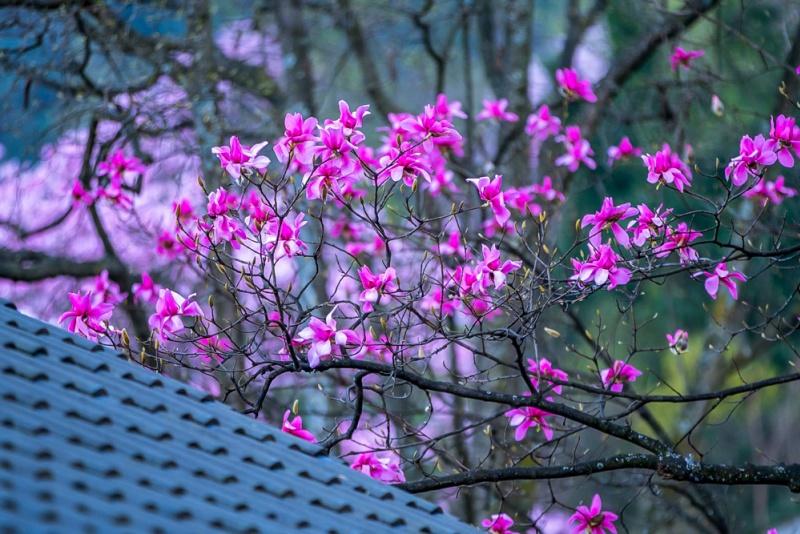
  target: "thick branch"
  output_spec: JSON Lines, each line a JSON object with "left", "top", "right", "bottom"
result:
{"left": 399, "top": 453, "right": 800, "bottom": 494}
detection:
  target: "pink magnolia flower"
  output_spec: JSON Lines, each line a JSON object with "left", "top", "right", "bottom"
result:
{"left": 481, "top": 514, "right": 519, "bottom": 534}
{"left": 642, "top": 148, "right": 692, "bottom": 192}
{"left": 148, "top": 289, "right": 204, "bottom": 341}
{"left": 764, "top": 114, "right": 800, "bottom": 168}
{"left": 581, "top": 197, "right": 638, "bottom": 248}
{"left": 281, "top": 410, "right": 316, "bottom": 443}
{"left": 467, "top": 174, "right": 511, "bottom": 227}
{"left": 377, "top": 142, "right": 433, "bottom": 186}
{"left": 504, "top": 395, "right": 554, "bottom": 441}
{"left": 711, "top": 94, "right": 724, "bottom": 116}
{"left": 555, "top": 125, "right": 596, "bottom": 172}
{"left": 696, "top": 262, "right": 746, "bottom": 300}
{"left": 88, "top": 270, "right": 127, "bottom": 306}
{"left": 571, "top": 245, "right": 632, "bottom": 291}
{"left": 211, "top": 136, "right": 270, "bottom": 183}
{"left": 326, "top": 100, "right": 370, "bottom": 145}
{"left": 654, "top": 222, "right": 702, "bottom": 264}
{"left": 532, "top": 176, "right": 565, "bottom": 203}
{"left": 666, "top": 329, "right": 688, "bottom": 355}
{"left": 526, "top": 357, "right": 568, "bottom": 394}
{"left": 97, "top": 150, "right": 146, "bottom": 180}
{"left": 350, "top": 452, "right": 406, "bottom": 484}
{"left": 476, "top": 98, "right": 519, "bottom": 122}
{"left": 358, "top": 265, "right": 399, "bottom": 312}
{"left": 725, "top": 134, "right": 778, "bottom": 186}
{"left": 132, "top": 272, "right": 161, "bottom": 305}
{"left": 274, "top": 112, "right": 318, "bottom": 165}
{"left": 295, "top": 308, "right": 360, "bottom": 368}
{"left": 601, "top": 361, "right": 642, "bottom": 392}
{"left": 670, "top": 46, "right": 705, "bottom": 72}
{"left": 476, "top": 244, "right": 522, "bottom": 290}
{"left": 569, "top": 494, "right": 618, "bottom": 534}
{"left": 525, "top": 105, "right": 561, "bottom": 140}
{"left": 743, "top": 176, "right": 798, "bottom": 205}
{"left": 434, "top": 92, "right": 467, "bottom": 121}
{"left": 206, "top": 188, "right": 238, "bottom": 217}
{"left": 59, "top": 291, "right": 114, "bottom": 342}
{"left": 70, "top": 179, "right": 95, "bottom": 208}
{"left": 96, "top": 178, "right": 133, "bottom": 210}
{"left": 607, "top": 136, "right": 642, "bottom": 166}
{"left": 555, "top": 68, "right": 597, "bottom": 103}
{"left": 627, "top": 203, "right": 672, "bottom": 247}
{"left": 400, "top": 105, "right": 462, "bottom": 153}
{"left": 264, "top": 212, "right": 308, "bottom": 259}
{"left": 197, "top": 334, "right": 233, "bottom": 363}
{"left": 156, "top": 230, "right": 183, "bottom": 259}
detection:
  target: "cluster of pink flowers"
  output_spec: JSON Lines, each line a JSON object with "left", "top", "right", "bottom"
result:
{"left": 641, "top": 144, "right": 692, "bottom": 192}
{"left": 556, "top": 68, "right": 597, "bottom": 103}
{"left": 556, "top": 125, "right": 596, "bottom": 172}
{"left": 147, "top": 289, "right": 204, "bottom": 342}
{"left": 58, "top": 291, "right": 115, "bottom": 342}
{"left": 581, "top": 197, "right": 639, "bottom": 248}
{"left": 294, "top": 308, "right": 360, "bottom": 368}
{"left": 571, "top": 245, "right": 632, "bottom": 291}
{"left": 350, "top": 452, "right": 406, "bottom": 484}
{"left": 357, "top": 265, "right": 398, "bottom": 313}
{"left": 211, "top": 135, "right": 270, "bottom": 184}
{"left": 527, "top": 357, "right": 568, "bottom": 394}
{"left": 743, "top": 176, "right": 797, "bottom": 205}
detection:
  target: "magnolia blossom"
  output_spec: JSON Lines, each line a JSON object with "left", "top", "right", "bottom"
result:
{"left": 764, "top": 114, "right": 800, "bottom": 168}
{"left": 350, "top": 452, "right": 405, "bottom": 484}
{"left": 526, "top": 357, "right": 568, "bottom": 394}
{"left": 281, "top": 410, "right": 316, "bottom": 443}
{"left": 666, "top": 329, "right": 689, "bottom": 355}
{"left": 475, "top": 98, "right": 519, "bottom": 122}
{"left": 581, "top": 197, "right": 638, "bottom": 248}
{"left": 654, "top": 222, "right": 702, "bottom": 264}
{"left": 197, "top": 335, "right": 233, "bottom": 363}
{"left": 607, "top": 136, "right": 642, "bottom": 166}
{"left": 504, "top": 396, "right": 554, "bottom": 441}
{"left": 525, "top": 105, "right": 561, "bottom": 140}
{"left": 569, "top": 494, "right": 618, "bottom": 534}
{"left": 97, "top": 150, "right": 146, "bottom": 180}
{"left": 743, "top": 176, "right": 797, "bottom": 205}
{"left": 696, "top": 262, "right": 746, "bottom": 300}
{"left": 477, "top": 244, "right": 522, "bottom": 290}
{"left": 148, "top": 289, "right": 204, "bottom": 341}
{"left": 358, "top": 265, "right": 398, "bottom": 312}
{"left": 670, "top": 46, "right": 704, "bottom": 71}
{"left": 467, "top": 174, "right": 511, "bottom": 227}
{"left": 89, "top": 270, "right": 127, "bottom": 306}
{"left": 274, "top": 112, "right": 318, "bottom": 166}
{"left": 627, "top": 203, "right": 671, "bottom": 247}
{"left": 59, "top": 291, "right": 114, "bottom": 342}
{"left": 555, "top": 68, "right": 597, "bottom": 102}
{"left": 211, "top": 136, "right": 270, "bottom": 183}
{"left": 725, "top": 134, "right": 777, "bottom": 186}
{"left": 642, "top": 148, "right": 692, "bottom": 192}
{"left": 434, "top": 93, "right": 467, "bottom": 121}
{"left": 555, "top": 125, "right": 596, "bottom": 172}
{"left": 481, "top": 514, "right": 519, "bottom": 534}
{"left": 571, "top": 245, "right": 632, "bottom": 291}
{"left": 295, "top": 308, "right": 360, "bottom": 368}
{"left": 601, "top": 361, "right": 642, "bottom": 392}
{"left": 132, "top": 272, "right": 161, "bottom": 305}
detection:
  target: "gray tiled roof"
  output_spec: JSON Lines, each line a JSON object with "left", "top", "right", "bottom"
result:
{"left": 0, "top": 300, "right": 476, "bottom": 533}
